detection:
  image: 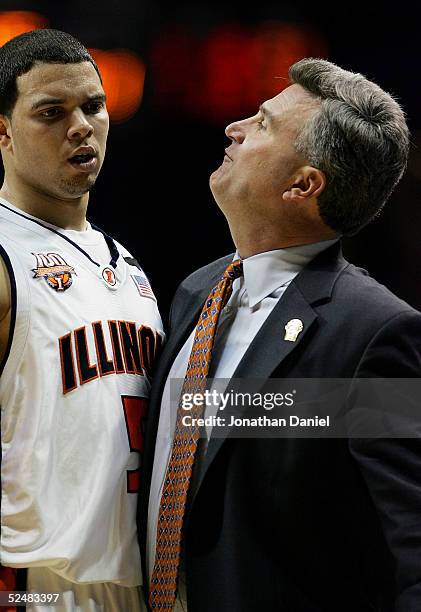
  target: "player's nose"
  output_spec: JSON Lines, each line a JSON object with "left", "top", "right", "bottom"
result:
{"left": 67, "top": 111, "right": 94, "bottom": 141}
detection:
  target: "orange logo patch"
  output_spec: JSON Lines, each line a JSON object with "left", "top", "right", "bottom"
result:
{"left": 32, "top": 252, "right": 75, "bottom": 292}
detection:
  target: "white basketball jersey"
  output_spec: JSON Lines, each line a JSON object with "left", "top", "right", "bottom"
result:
{"left": 0, "top": 198, "right": 164, "bottom": 587}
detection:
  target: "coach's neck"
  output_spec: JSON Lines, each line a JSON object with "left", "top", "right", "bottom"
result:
{"left": 225, "top": 200, "right": 337, "bottom": 259}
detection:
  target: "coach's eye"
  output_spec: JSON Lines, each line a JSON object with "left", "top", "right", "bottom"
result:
{"left": 256, "top": 116, "right": 266, "bottom": 130}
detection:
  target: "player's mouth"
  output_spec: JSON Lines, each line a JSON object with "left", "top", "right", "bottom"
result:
{"left": 68, "top": 146, "right": 98, "bottom": 172}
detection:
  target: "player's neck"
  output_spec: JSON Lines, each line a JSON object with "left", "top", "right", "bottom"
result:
{"left": 0, "top": 180, "right": 89, "bottom": 231}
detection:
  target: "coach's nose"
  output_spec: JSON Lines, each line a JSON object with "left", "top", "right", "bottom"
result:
{"left": 225, "top": 118, "right": 246, "bottom": 144}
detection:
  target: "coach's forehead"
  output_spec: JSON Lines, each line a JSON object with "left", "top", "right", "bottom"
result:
{"left": 15, "top": 61, "right": 103, "bottom": 106}
{"left": 265, "top": 84, "right": 320, "bottom": 130}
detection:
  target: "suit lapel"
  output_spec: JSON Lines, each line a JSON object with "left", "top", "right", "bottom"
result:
{"left": 230, "top": 282, "right": 317, "bottom": 380}
{"left": 192, "top": 283, "right": 317, "bottom": 506}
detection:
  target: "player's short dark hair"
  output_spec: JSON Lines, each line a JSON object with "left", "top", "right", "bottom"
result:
{"left": 0, "top": 29, "right": 101, "bottom": 117}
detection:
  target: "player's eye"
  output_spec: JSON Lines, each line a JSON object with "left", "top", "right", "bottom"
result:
{"left": 84, "top": 101, "right": 105, "bottom": 114}
{"left": 39, "top": 108, "right": 62, "bottom": 119}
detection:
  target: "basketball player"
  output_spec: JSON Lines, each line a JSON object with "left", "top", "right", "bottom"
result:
{"left": 0, "top": 30, "right": 163, "bottom": 611}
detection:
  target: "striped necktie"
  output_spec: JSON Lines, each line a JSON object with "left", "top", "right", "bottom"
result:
{"left": 149, "top": 259, "right": 243, "bottom": 610}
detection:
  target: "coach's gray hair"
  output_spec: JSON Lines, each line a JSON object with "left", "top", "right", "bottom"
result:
{"left": 289, "top": 58, "right": 409, "bottom": 235}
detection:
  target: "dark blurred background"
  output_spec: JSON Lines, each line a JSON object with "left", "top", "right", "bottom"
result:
{"left": 1, "top": 2, "right": 420, "bottom": 318}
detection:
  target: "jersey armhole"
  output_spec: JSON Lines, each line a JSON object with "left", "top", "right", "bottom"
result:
{"left": 0, "top": 244, "right": 17, "bottom": 377}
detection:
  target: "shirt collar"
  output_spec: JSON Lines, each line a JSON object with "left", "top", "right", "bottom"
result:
{"left": 234, "top": 238, "right": 339, "bottom": 308}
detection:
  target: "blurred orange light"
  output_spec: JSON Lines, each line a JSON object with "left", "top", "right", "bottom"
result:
{"left": 0, "top": 11, "right": 48, "bottom": 46}
{"left": 90, "top": 49, "right": 145, "bottom": 123}
{"left": 254, "top": 23, "right": 327, "bottom": 101}
{"left": 151, "top": 22, "right": 327, "bottom": 123}
{"left": 200, "top": 26, "right": 263, "bottom": 121}
{"left": 201, "top": 23, "right": 327, "bottom": 121}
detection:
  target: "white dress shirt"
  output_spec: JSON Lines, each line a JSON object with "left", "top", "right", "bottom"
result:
{"left": 146, "top": 239, "right": 338, "bottom": 586}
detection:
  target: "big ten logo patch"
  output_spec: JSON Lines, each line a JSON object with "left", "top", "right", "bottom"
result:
{"left": 32, "top": 252, "right": 75, "bottom": 292}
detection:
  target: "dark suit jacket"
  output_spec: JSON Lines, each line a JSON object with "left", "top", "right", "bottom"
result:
{"left": 139, "top": 243, "right": 421, "bottom": 612}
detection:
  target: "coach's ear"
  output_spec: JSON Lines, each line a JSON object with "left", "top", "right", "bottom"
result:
{"left": 282, "top": 166, "right": 326, "bottom": 203}
{"left": 0, "top": 115, "right": 12, "bottom": 150}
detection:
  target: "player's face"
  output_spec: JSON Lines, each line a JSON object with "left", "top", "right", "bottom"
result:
{"left": 210, "top": 84, "right": 317, "bottom": 221}
{"left": 5, "top": 61, "right": 109, "bottom": 200}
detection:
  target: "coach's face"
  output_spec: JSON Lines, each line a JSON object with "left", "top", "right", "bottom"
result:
{"left": 0, "top": 61, "right": 108, "bottom": 201}
{"left": 210, "top": 84, "right": 319, "bottom": 224}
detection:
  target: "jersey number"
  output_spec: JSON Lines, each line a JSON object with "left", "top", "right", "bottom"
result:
{"left": 122, "top": 396, "right": 149, "bottom": 493}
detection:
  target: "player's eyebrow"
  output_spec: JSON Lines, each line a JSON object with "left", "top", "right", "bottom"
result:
{"left": 31, "top": 97, "right": 64, "bottom": 110}
{"left": 30, "top": 93, "right": 106, "bottom": 111}
{"left": 85, "top": 93, "right": 107, "bottom": 104}
{"left": 259, "top": 104, "right": 274, "bottom": 123}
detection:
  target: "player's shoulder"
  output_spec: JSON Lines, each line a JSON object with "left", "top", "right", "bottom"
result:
{"left": 107, "top": 235, "right": 133, "bottom": 259}
{"left": 92, "top": 226, "right": 142, "bottom": 268}
{"left": 114, "top": 240, "right": 150, "bottom": 278}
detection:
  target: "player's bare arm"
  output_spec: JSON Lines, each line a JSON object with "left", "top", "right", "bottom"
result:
{"left": 0, "top": 255, "right": 11, "bottom": 364}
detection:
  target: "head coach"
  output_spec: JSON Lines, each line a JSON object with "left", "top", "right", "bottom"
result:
{"left": 140, "top": 58, "right": 421, "bottom": 612}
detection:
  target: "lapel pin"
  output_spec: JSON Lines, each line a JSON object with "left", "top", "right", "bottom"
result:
{"left": 284, "top": 318, "right": 304, "bottom": 342}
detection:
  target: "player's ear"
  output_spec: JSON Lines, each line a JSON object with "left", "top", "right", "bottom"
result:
{"left": 0, "top": 115, "right": 12, "bottom": 151}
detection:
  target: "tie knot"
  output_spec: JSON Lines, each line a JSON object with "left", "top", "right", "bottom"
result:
{"left": 223, "top": 259, "right": 243, "bottom": 281}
